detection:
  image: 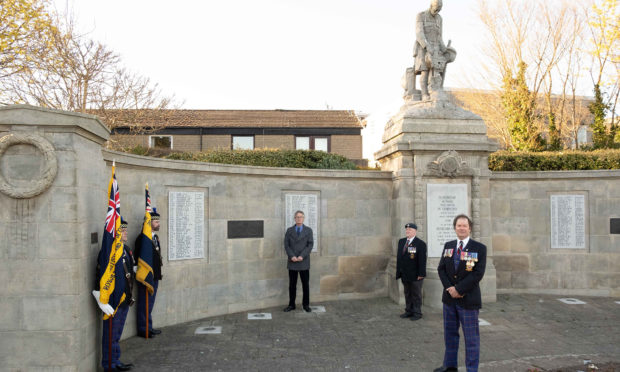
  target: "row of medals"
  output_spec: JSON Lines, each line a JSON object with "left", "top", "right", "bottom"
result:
{"left": 444, "top": 249, "right": 478, "bottom": 271}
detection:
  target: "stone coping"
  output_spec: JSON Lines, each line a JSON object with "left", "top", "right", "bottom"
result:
{"left": 491, "top": 169, "right": 620, "bottom": 179}
{"left": 102, "top": 150, "right": 393, "bottom": 179}
{"left": 0, "top": 104, "right": 110, "bottom": 141}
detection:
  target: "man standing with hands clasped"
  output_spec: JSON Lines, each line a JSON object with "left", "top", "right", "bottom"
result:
{"left": 283, "top": 210, "right": 314, "bottom": 313}
{"left": 395, "top": 222, "right": 427, "bottom": 321}
{"left": 434, "top": 214, "right": 487, "bottom": 372}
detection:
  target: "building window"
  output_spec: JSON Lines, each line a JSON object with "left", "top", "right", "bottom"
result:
{"left": 232, "top": 135, "right": 254, "bottom": 150}
{"left": 149, "top": 135, "right": 173, "bottom": 149}
{"left": 295, "top": 136, "right": 310, "bottom": 150}
{"left": 295, "top": 136, "right": 330, "bottom": 152}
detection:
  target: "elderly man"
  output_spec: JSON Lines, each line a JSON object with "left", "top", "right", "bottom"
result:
{"left": 283, "top": 210, "right": 314, "bottom": 313}
{"left": 395, "top": 222, "right": 427, "bottom": 320}
{"left": 434, "top": 214, "right": 487, "bottom": 372}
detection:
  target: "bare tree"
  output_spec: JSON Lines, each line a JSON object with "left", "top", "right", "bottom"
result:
{"left": 1, "top": 7, "right": 179, "bottom": 122}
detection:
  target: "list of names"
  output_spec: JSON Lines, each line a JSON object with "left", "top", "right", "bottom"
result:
{"left": 551, "top": 194, "right": 585, "bottom": 249}
{"left": 168, "top": 191, "right": 205, "bottom": 260}
{"left": 285, "top": 193, "right": 319, "bottom": 252}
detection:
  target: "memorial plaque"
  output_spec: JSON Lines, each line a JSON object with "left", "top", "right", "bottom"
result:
{"left": 284, "top": 192, "right": 319, "bottom": 252}
{"left": 558, "top": 298, "right": 586, "bottom": 305}
{"left": 611, "top": 218, "right": 620, "bottom": 234}
{"left": 227, "top": 220, "right": 264, "bottom": 239}
{"left": 194, "top": 326, "right": 222, "bottom": 334}
{"left": 550, "top": 194, "right": 585, "bottom": 249}
{"left": 168, "top": 191, "right": 205, "bottom": 260}
{"left": 427, "top": 184, "right": 469, "bottom": 257}
{"left": 248, "top": 313, "right": 272, "bottom": 320}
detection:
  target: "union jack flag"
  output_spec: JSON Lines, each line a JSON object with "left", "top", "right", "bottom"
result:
{"left": 96, "top": 165, "right": 126, "bottom": 319}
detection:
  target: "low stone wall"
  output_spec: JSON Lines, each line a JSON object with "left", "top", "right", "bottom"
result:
{"left": 490, "top": 170, "right": 620, "bottom": 296}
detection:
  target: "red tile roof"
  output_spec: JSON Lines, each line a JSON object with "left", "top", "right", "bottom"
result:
{"left": 95, "top": 109, "right": 366, "bottom": 129}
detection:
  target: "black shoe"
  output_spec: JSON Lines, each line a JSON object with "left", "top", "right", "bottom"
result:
{"left": 400, "top": 312, "right": 413, "bottom": 318}
{"left": 149, "top": 328, "right": 162, "bottom": 335}
{"left": 410, "top": 315, "right": 422, "bottom": 321}
{"left": 303, "top": 306, "right": 312, "bottom": 312}
{"left": 433, "top": 366, "right": 457, "bottom": 372}
{"left": 118, "top": 362, "right": 134, "bottom": 369}
{"left": 117, "top": 363, "right": 133, "bottom": 371}
{"left": 283, "top": 306, "right": 295, "bottom": 312}
{"left": 137, "top": 331, "right": 156, "bottom": 338}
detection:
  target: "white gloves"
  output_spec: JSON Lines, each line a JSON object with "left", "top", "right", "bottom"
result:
{"left": 92, "top": 290, "right": 114, "bottom": 316}
{"left": 133, "top": 265, "right": 137, "bottom": 273}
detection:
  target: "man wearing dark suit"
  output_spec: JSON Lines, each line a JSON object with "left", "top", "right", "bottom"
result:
{"left": 395, "top": 222, "right": 427, "bottom": 320}
{"left": 134, "top": 208, "right": 163, "bottom": 338}
{"left": 283, "top": 210, "right": 314, "bottom": 313}
{"left": 434, "top": 214, "right": 487, "bottom": 372}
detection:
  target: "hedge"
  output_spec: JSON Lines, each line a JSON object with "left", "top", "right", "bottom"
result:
{"left": 127, "top": 146, "right": 358, "bottom": 170}
{"left": 489, "top": 149, "right": 620, "bottom": 171}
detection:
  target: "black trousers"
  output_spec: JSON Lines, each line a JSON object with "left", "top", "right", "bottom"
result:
{"left": 402, "top": 279, "right": 423, "bottom": 316}
{"left": 288, "top": 269, "right": 309, "bottom": 307}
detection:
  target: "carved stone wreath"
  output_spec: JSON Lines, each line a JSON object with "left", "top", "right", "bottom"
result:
{"left": 0, "top": 133, "right": 58, "bottom": 199}
{"left": 426, "top": 150, "right": 472, "bottom": 178}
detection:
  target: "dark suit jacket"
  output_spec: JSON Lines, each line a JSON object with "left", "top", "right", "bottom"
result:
{"left": 437, "top": 238, "right": 487, "bottom": 309}
{"left": 395, "top": 236, "right": 427, "bottom": 282}
{"left": 134, "top": 234, "right": 163, "bottom": 280}
{"left": 284, "top": 224, "right": 313, "bottom": 271}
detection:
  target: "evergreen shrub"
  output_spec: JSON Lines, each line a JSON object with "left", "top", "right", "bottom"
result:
{"left": 489, "top": 150, "right": 620, "bottom": 171}
{"left": 162, "top": 148, "right": 358, "bottom": 170}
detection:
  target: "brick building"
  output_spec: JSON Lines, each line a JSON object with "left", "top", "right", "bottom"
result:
{"left": 103, "top": 109, "right": 367, "bottom": 164}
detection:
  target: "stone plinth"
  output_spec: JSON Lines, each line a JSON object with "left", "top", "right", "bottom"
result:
{"left": 377, "top": 98, "right": 498, "bottom": 309}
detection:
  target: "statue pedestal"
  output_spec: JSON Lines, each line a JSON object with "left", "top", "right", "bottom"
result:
{"left": 377, "top": 97, "right": 498, "bottom": 309}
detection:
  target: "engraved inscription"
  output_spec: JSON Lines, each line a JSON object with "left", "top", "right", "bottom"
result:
{"left": 168, "top": 191, "right": 205, "bottom": 260}
{"left": 285, "top": 193, "right": 319, "bottom": 253}
{"left": 551, "top": 194, "right": 585, "bottom": 249}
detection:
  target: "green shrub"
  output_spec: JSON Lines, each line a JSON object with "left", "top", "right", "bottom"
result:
{"left": 489, "top": 149, "right": 620, "bottom": 171}
{"left": 157, "top": 148, "right": 359, "bottom": 170}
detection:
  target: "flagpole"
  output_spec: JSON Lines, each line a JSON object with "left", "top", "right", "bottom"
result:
{"left": 146, "top": 292, "right": 149, "bottom": 338}
{"left": 108, "top": 317, "right": 113, "bottom": 370}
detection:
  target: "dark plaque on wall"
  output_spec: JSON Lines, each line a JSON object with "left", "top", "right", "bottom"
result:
{"left": 611, "top": 218, "right": 620, "bottom": 234}
{"left": 228, "top": 220, "right": 264, "bottom": 239}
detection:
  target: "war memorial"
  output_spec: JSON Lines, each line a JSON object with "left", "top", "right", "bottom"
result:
{"left": 0, "top": 1, "right": 619, "bottom": 370}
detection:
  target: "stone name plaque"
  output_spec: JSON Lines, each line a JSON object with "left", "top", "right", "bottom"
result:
{"left": 427, "top": 184, "right": 469, "bottom": 257}
{"left": 227, "top": 220, "right": 264, "bottom": 239}
{"left": 168, "top": 191, "right": 205, "bottom": 260}
{"left": 285, "top": 192, "right": 319, "bottom": 252}
{"left": 551, "top": 194, "right": 585, "bottom": 249}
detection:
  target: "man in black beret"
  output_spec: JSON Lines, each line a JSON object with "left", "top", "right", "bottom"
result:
{"left": 134, "top": 208, "right": 163, "bottom": 338}
{"left": 395, "top": 222, "right": 427, "bottom": 320}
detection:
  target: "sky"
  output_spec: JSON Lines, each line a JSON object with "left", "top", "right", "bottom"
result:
{"left": 54, "top": 0, "right": 486, "bottom": 160}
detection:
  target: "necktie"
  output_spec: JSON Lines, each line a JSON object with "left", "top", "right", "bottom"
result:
{"left": 454, "top": 240, "right": 463, "bottom": 269}
{"left": 296, "top": 227, "right": 300, "bottom": 236}
{"left": 403, "top": 239, "right": 410, "bottom": 254}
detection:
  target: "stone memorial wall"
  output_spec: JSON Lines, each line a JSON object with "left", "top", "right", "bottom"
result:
{"left": 1, "top": 105, "right": 619, "bottom": 371}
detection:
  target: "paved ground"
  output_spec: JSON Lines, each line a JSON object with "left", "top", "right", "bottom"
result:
{"left": 121, "top": 294, "right": 620, "bottom": 371}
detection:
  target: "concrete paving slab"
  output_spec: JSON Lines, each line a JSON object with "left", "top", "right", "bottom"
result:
{"left": 120, "top": 294, "right": 620, "bottom": 371}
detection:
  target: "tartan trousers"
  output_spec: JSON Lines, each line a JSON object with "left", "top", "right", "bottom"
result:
{"left": 101, "top": 305, "right": 129, "bottom": 369}
{"left": 442, "top": 303, "right": 480, "bottom": 372}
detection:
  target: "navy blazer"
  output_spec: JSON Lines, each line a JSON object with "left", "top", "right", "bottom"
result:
{"left": 395, "top": 236, "right": 427, "bottom": 281}
{"left": 437, "top": 238, "right": 486, "bottom": 309}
